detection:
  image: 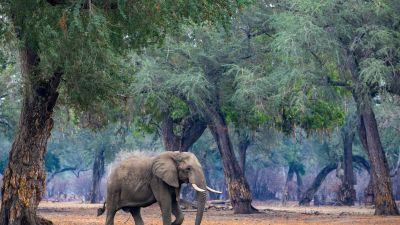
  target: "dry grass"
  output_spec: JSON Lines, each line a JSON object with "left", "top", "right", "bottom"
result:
{"left": 36, "top": 201, "right": 400, "bottom": 225}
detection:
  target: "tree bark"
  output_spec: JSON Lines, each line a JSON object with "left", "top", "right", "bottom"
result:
{"left": 294, "top": 169, "right": 303, "bottom": 200}
{"left": 356, "top": 120, "right": 375, "bottom": 205}
{"left": 353, "top": 88, "right": 399, "bottom": 214}
{"left": 90, "top": 148, "right": 105, "bottom": 203}
{"left": 160, "top": 114, "right": 206, "bottom": 152}
{"left": 161, "top": 115, "right": 181, "bottom": 151}
{"left": 282, "top": 165, "right": 294, "bottom": 205}
{"left": 347, "top": 50, "right": 398, "bottom": 215}
{"left": 207, "top": 108, "right": 255, "bottom": 214}
{"left": 299, "top": 163, "right": 337, "bottom": 206}
{"left": 236, "top": 130, "right": 251, "bottom": 176}
{"left": 338, "top": 126, "right": 356, "bottom": 206}
{"left": 0, "top": 48, "right": 62, "bottom": 225}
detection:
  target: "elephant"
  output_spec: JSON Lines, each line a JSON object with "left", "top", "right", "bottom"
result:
{"left": 97, "top": 151, "right": 222, "bottom": 225}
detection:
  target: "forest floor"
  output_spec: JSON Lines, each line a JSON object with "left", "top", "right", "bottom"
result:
{"left": 37, "top": 200, "right": 400, "bottom": 225}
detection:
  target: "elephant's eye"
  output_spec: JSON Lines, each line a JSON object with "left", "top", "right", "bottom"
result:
{"left": 186, "top": 167, "right": 192, "bottom": 171}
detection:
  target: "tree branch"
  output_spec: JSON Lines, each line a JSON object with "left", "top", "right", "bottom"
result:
{"left": 46, "top": 0, "right": 66, "bottom": 6}
{"left": 326, "top": 77, "right": 352, "bottom": 90}
{"left": 46, "top": 166, "right": 90, "bottom": 185}
{"left": 250, "top": 28, "right": 272, "bottom": 38}
{"left": 309, "top": 50, "right": 324, "bottom": 66}
{"left": 352, "top": 155, "right": 370, "bottom": 173}
{"left": 46, "top": 166, "right": 77, "bottom": 185}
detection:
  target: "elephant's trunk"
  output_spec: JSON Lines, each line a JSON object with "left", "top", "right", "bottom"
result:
{"left": 195, "top": 190, "right": 207, "bottom": 225}
{"left": 190, "top": 171, "right": 207, "bottom": 225}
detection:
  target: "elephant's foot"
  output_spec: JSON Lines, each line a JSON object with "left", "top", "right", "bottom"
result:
{"left": 172, "top": 215, "right": 184, "bottom": 225}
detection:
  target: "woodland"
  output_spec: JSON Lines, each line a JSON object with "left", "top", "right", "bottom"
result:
{"left": 0, "top": 0, "right": 400, "bottom": 225}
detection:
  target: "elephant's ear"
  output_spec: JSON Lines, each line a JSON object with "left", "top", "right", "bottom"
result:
{"left": 152, "top": 155, "right": 179, "bottom": 188}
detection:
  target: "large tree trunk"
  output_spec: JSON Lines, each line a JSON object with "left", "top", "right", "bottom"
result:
{"left": 236, "top": 130, "right": 251, "bottom": 176}
{"left": 338, "top": 126, "right": 356, "bottom": 206}
{"left": 353, "top": 88, "right": 399, "bottom": 214}
{"left": 160, "top": 114, "right": 206, "bottom": 152}
{"left": 282, "top": 165, "right": 294, "bottom": 206}
{"left": 356, "top": 120, "right": 375, "bottom": 205}
{"left": 0, "top": 48, "right": 62, "bottom": 225}
{"left": 161, "top": 115, "right": 181, "bottom": 151}
{"left": 295, "top": 170, "right": 303, "bottom": 200}
{"left": 207, "top": 109, "right": 254, "bottom": 214}
{"left": 90, "top": 148, "right": 105, "bottom": 203}
{"left": 347, "top": 50, "right": 398, "bottom": 215}
{"left": 299, "top": 163, "right": 337, "bottom": 206}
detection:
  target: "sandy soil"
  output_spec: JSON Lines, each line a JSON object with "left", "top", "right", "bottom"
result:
{"left": 37, "top": 201, "right": 400, "bottom": 225}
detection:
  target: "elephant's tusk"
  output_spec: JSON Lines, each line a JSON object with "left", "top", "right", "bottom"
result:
{"left": 192, "top": 183, "right": 206, "bottom": 192}
{"left": 206, "top": 186, "right": 222, "bottom": 194}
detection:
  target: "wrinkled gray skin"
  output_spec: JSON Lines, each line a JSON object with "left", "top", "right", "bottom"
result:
{"left": 99, "top": 151, "right": 211, "bottom": 225}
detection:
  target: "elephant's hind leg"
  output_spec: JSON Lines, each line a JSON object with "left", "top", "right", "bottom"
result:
{"left": 172, "top": 199, "right": 184, "bottom": 225}
{"left": 129, "top": 208, "right": 144, "bottom": 225}
{"left": 105, "top": 209, "right": 116, "bottom": 225}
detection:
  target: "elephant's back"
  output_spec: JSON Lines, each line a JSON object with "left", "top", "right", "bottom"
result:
{"left": 109, "top": 155, "right": 154, "bottom": 185}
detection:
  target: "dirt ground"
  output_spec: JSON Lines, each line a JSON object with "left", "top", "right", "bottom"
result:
{"left": 37, "top": 201, "right": 400, "bottom": 225}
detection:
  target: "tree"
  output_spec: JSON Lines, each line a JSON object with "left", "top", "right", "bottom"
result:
{"left": 133, "top": 22, "right": 262, "bottom": 213}
{"left": 0, "top": 1, "right": 234, "bottom": 224}
{"left": 236, "top": 0, "right": 399, "bottom": 215}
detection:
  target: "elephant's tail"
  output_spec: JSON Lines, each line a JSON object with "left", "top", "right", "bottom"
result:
{"left": 97, "top": 201, "right": 106, "bottom": 216}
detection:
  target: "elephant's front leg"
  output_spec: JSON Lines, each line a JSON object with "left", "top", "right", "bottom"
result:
{"left": 171, "top": 188, "right": 184, "bottom": 225}
{"left": 151, "top": 178, "right": 173, "bottom": 225}
{"left": 172, "top": 198, "right": 184, "bottom": 225}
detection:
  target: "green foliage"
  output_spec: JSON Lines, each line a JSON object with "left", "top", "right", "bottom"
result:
{"left": 223, "top": 105, "right": 269, "bottom": 130}
{"left": 131, "top": 14, "right": 276, "bottom": 132}
{"left": 0, "top": 0, "right": 234, "bottom": 111}
{"left": 231, "top": 0, "right": 400, "bottom": 136}
{"left": 299, "top": 100, "right": 345, "bottom": 132}
{"left": 360, "top": 58, "right": 390, "bottom": 84}
{"left": 270, "top": 95, "right": 345, "bottom": 134}
{"left": 267, "top": 0, "right": 400, "bottom": 91}
{"left": 170, "top": 97, "right": 190, "bottom": 120}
